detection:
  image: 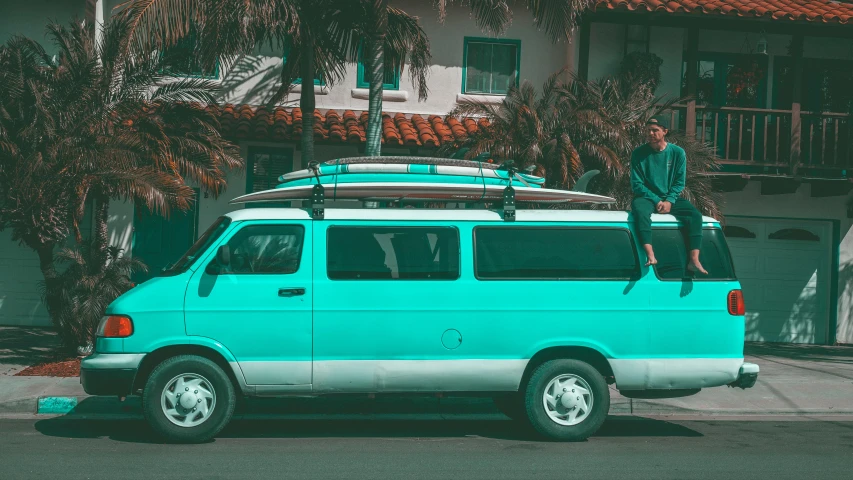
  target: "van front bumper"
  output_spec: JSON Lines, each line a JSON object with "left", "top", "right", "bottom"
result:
{"left": 728, "top": 362, "right": 760, "bottom": 389}
{"left": 80, "top": 353, "right": 145, "bottom": 396}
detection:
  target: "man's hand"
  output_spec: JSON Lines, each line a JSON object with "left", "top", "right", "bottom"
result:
{"left": 656, "top": 200, "right": 672, "bottom": 214}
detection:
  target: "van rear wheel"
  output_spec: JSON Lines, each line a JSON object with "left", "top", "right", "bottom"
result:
{"left": 142, "top": 355, "right": 236, "bottom": 443}
{"left": 524, "top": 359, "right": 609, "bottom": 441}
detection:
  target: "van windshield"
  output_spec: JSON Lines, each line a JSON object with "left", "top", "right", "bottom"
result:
{"left": 162, "top": 216, "right": 232, "bottom": 275}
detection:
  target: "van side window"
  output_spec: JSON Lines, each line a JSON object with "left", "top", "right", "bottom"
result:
{"left": 327, "top": 226, "right": 459, "bottom": 280}
{"left": 474, "top": 227, "right": 639, "bottom": 280}
{"left": 651, "top": 228, "right": 735, "bottom": 280}
{"left": 224, "top": 225, "right": 304, "bottom": 274}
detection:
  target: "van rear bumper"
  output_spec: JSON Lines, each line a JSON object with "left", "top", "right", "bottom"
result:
{"left": 80, "top": 353, "right": 145, "bottom": 396}
{"left": 728, "top": 362, "right": 760, "bottom": 389}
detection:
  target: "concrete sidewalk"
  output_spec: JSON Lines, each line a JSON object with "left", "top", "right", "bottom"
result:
{"left": 0, "top": 326, "right": 60, "bottom": 376}
{"left": 1, "top": 326, "right": 852, "bottom": 417}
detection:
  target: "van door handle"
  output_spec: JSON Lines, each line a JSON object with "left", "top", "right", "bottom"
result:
{"left": 278, "top": 287, "right": 305, "bottom": 297}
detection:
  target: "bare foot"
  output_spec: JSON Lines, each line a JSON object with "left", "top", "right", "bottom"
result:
{"left": 688, "top": 260, "right": 708, "bottom": 275}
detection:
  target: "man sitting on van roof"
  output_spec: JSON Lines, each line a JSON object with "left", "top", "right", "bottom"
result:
{"left": 630, "top": 117, "right": 707, "bottom": 275}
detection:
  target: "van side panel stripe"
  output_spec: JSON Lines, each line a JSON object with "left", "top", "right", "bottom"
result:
{"left": 232, "top": 358, "right": 744, "bottom": 392}
{"left": 311, "top": 359, "right": 527, "bottom": 392}
{"left": 611, "top": 358, "right": 743, "bottom": 390}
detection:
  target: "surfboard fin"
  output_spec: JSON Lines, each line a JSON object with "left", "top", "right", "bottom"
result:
{"left": 572, "top": 170, "right": 600, "bottom": 193}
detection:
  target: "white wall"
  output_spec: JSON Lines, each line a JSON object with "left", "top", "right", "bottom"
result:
{"left": 0, "top": 232, "right": 50, "bottom": 326}
{"left": 216, "top": 1, "right": 571, "bottom": 116}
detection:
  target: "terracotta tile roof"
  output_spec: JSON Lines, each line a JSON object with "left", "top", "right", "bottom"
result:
{"left": 595, "top": 0, "right": 853, "bottom": 24}
{"left": 209, "top": 104, "right": 487, "bottom": 147}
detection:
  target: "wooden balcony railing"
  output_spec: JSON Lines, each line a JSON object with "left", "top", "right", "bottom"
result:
{"left": 667, "top": 105, "right": 852, "bottom": 173}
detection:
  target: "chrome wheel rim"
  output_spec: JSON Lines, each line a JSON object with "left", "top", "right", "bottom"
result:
{"left": 542, "top": 374, "right": 593, "bottom": 426}
{"left": 161, "top": 373, "right": 216, "bottom": 428}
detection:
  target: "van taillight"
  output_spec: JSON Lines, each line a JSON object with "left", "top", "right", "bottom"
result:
{"left": 728, "top": 290, "right": 745, "bottom": 316}
{"left": 98, "top": 315, "right": 134, "bottom": 338}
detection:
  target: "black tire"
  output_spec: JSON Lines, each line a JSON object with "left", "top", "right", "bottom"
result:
{"left": 524, "top": 359, "right": 609, "bottom": 441}
{"left": 493, "top": 393, "right": 527, "bottom": 422}
{"left": 142, "top": 355, "right": 236, "bottom": 443}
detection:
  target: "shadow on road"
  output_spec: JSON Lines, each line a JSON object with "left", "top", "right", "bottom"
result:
{"left": 33, "top": 415, "right": 702, "bottom": 444}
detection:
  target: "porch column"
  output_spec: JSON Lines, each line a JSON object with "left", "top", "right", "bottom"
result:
{"left": 790, "top": 34, "right": 804, "bottom": 173}
{"left": 684, "top": 28, "right": 699, "bottom": 137}
{"left": 578, "top": 20, "right": 591, "bottom": 81}
{"left": 565, "top": 28, "right": 577, "bottom": 83}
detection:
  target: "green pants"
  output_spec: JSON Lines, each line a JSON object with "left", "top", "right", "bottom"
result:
{"left": 631, "top": 197, "right": 703, "bottom": 251}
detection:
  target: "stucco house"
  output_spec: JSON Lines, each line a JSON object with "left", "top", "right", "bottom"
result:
{"left": 2, "top": 0, "right": 852, "bottom": 345}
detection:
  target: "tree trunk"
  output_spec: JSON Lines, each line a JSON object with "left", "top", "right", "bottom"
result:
{"left": 91, "top": 193, "right": 110, "bottom": 274}
{"left": 300, "top": 45, "right": 316, "bottom": 164}
{"left": 365, "top": 1, "right": 388, "bottom": 157}
{"left": 34, "top": 242, "right": 64, "bottom": 340}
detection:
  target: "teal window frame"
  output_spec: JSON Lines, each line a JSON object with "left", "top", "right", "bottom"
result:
{"left": 356, "top": 46, "right": 400, "bottom": 90}
{"left": 159, "top": 33, "right": 220, "bottom": 80}
{"left": 283, "top": 45, "right": 324, "bottom": 86}
{"left": 461, "top": 37, "right": 521, "bottom": 95}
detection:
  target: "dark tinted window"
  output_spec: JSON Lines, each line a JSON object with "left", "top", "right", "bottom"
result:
{"left": 327, "top": 227, "right": 459, "bottom": 280}
{"left": 474, "top": 227, "right": 639, "bottom": 280}
{"left": 652, "top": 228, "right": 735, "bottom": 280}
{"left": 164, "top": 216, "right": 231, "bottom": 275}
{"left": 224, "top": 225, "right": 304, "bottom": 274}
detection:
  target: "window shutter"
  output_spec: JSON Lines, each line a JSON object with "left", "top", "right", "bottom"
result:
{"left": 249, "top": 149, "right": 294, "bottom": 193}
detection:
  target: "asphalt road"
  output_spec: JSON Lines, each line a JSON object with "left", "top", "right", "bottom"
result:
{"left": 1, "top": 416, "right": 852, "bottom": 479}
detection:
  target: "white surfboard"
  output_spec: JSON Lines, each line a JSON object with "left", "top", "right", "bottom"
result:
{"left": 278, "top": 162, "right": 545, "bottom": 186}
{"left": 230, "top": 181, "right": 616, "bottom": 205}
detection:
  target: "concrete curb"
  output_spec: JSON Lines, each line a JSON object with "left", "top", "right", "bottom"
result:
{"left": 9, "top": 394, "right": 852, "bottom": 419}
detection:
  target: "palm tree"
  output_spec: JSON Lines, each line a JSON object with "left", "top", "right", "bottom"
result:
{"left": 357, "top": 0, "right": 591, "bottom": 157}
{"left": 442, "top": 71, "right": 722, "bottom": 218}
{"left": 334, "top": 0, "right": 431, "bottom": 157}
{"left": 0, "top": 17, "right": 241, "bottom": 349}
{"left": 116, "top": 0, "right": 432, "bottom": 163}
{"left": 117, "top": 1, "right": 590, "bottom": 159}
{"left": 434, "top": 0, "right": 591, "bottom": 43}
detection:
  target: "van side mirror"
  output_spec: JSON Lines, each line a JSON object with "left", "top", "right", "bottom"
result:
{"left": 205, "top": 245, "right": 231, "bottom": 275}
{"left": 216, "top": 245, "right": 231, "bottom": 266}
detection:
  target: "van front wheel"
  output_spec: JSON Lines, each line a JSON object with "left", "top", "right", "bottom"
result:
{"left": 524, "top": 359, "right": 609, "bottom": 441}
{"left": 142, "top": 355, "right": 236, "bottom": 443}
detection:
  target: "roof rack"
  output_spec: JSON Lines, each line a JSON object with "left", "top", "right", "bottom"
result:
{"left": 309, "top": 161, "right": 325, "bottom": 220}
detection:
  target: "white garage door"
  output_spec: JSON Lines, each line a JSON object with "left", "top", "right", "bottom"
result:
{"left": 724, "top": 217, "right": 833, "bottom": 344}
{"left": 0, "top": 231, "right": 51, "bottom": 326}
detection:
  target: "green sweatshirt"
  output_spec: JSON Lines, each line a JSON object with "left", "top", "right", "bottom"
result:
{"left": 630, "top": 143, "right": 686, "bottom": 204}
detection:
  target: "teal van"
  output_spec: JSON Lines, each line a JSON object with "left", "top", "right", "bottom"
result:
{"left": 81, "top": 207, "right": 759, "bottom": 443}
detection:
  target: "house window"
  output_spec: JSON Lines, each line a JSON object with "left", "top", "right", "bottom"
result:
{"left": 723, "top": 226, "right": 757, "bottom": 239}
{"left": 356, "top": 47, "right": 400, "bottom": 90}
{"left": 624, "top": 25, "right": 650, "bottom": 54}
{"left": 768, "top": 228, "right": 820, "bottom": 242}
{"left": 463, "top": 37, "right": 520, "bottom": 95}
{"left": 773, "top": 57, "right": 853, "bottom": 113}
{"left": 246, "top": 147, "right": 294, "bottom": 193}
{"left": 283, "top": 45, "right": 324, "bottom": 86}
{"left": 160, "top": 32, "right": 219, "bottom": 79}
{"left": 681, "top": 53, "right": 768, "bottom": 108}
